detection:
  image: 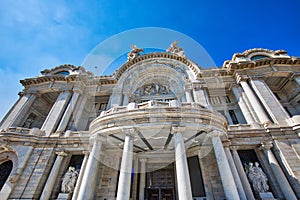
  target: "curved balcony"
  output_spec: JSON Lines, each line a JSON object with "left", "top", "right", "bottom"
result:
{"left": 90, "top": 100, "right": 227, "bottom": 152}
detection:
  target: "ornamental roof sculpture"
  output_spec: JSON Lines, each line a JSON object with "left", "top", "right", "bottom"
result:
{"left": 166, "top": 40, "right": 185, "bottom": 57}
{"left": 127, "top": 45, "right": 144, "bottom": 61}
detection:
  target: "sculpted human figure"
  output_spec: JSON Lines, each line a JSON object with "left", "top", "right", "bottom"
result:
{"left": 246, "top": 162, "right": 269, "bottom": 193}
{"left": 127, "top": 45, "right": 144, "bottom": 61}
{"left": 166, "top": 40, "right": 185, "bottom": 57}
{"left": 61, "top": 166, "right": 79, "bottom": 193}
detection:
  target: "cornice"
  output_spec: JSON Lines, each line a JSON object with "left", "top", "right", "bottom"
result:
{"left": 224, "top": 57, "right": 300, "bottom": 75}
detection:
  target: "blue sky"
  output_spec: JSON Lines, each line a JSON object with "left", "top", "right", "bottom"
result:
{"left": 0, "top": 0, "right": 300, "bottom": 120}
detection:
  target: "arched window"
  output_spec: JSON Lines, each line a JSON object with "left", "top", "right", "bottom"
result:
{"left": 55, "top": 71, "right": 70, "bottom": 76}
{"left": 0, "top": 160, "right": 13, "bottom": 190}
{"left": 250, "top": 55, "right": 269, "bottom": 61}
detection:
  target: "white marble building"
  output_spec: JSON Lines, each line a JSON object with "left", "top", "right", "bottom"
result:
{"left": 0, "top": 44, "right": 300, "bottom": 200}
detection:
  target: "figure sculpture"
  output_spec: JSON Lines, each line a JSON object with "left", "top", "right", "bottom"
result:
{"left": 61, "top": 166, "right": 78, "bottom": 193}
{"left": 246, "top": 162, "right": 269, "bottom": 193}
{"left": 166, "top": 40, "right": 185, "bottom": 57}
{"left": 127, "top": 45, "right": 144, "bottom": 61}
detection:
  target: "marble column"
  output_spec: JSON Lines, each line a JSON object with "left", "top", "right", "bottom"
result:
{"left": 184, "top": 85, "right": 193, "bottom": 103}
{"left": 261, "top": 143, "right": 297, "bottom": 200}
{"left": 139, "top": 157, "right": 147, "bottom": 200}
{"left": 1, "top": 92, "right": 37, "bottom": 130}
{"left": 294, "top": 76, "right": 300, "bottom": 86}
{"left": 239, "top": 79, "right": 271, "bottom": 124}
{"left": 116, "top": 129, "right": 134, "bottom": 200}
{"left": 273, "top": 140, "right": 300, "bottom": 198}
{"left": 231, "top": 147, "right": 255, "bottom": 200}
{"left": 231, "top": 85, "right": 256, "bottom": 124}
{"left": 56, "top": 90, "right": 81, "bottom": 133}
{"left": 224, "top": 110, "right": 234, "bottom": 125}
{"left": 192, "top": 85, "right": 212, "bottom": 110}
{"left": 224, "top": 146, "right": 247, "bottom": 200}
{"left": 250, "top": 79, "right": 290, "bottom": 125}
{"left": 41, "top": 90, "right": 72, "bottom": 136}
{"left": 211, "top": 134, "right": 239, "bottom": 200}
{"left": 40, "top": 151, "right": 67, "bottom": 200}
{"left": 173, "top": 127, "right": 193, "bottom": 200}
{"left": 122, "top": 92, "right": 130, "bottom": 106}
{"left": 71, "top": 151, "right": 89, "bottom": 200}
{"left": 109, "top": 88, "right": 122, "bottom": 108}
{"left": 77, "top": 135, "right": 106, "bottom": 200}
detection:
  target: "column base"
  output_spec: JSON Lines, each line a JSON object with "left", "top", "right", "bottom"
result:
{"left": 57, "top": 192, "right": 72, "bottom": 200}
{"left": 259, "top": 192, "right": 274, "bottom": 200}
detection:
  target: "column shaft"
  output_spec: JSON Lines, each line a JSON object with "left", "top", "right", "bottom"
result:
{"left": 139, "top": 158, "right": 147, "bottom": 200}
{"left": 231, "top": 148, "right": 255, "bottom": 200}
{"left": 295, "top": 77, "right": 300, "bottom": 86}
{"left": 40, "top": 151, "right": 67, "bottom": 200}
{"left": 174, "top": 132, "right": 193, "bottom": 200}
{"left": 56, "top": 91, "right": 80, "bottom": 132}
{"left": 211, "top": 136, "right": 239, "bottom": 200}
{"left": 77, "top": 136, "right": 104, "bottom": 200}
{"left": 116, "top": 132, "right": 134, "bottom": 200}
{"left": 185, "top": 90, "right": 193, "bottom": 103}
{"left": 122, "top": 93, "right": 129, "bottom": 106}
{"left": 250, "top": 79, "right": 290, "bottom": 125}
{"left": 71, "top": 152, "right": 89, "bottom": 200}
{"left": 262, "top": 146, "right": 297, "bottom": 200}
{"left": 232, "top": 86, "right": 256, "bottom": 124}
{"left": 1, "top": 93, "right": 36, "bottom": 129}
{"left": 240, "top": 80, "right": 270, "bottom": 124}
{"left": 224, "top": 147, "right": 247, "bottom": 200}
{"left": 273, "top": 141, "right": 300, "bottom": 198}
{"left": 41, "top": 90, "right": 72, "bottom": 136}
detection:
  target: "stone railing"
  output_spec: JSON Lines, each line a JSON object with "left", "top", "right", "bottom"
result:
{"left": 101, "top": 100, "right": 206, "bottom": 116}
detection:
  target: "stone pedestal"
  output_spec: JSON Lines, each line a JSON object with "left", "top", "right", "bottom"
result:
{"left": 259, "top": 192, "right": 274, "bottom": 200}
{"left": 57, "top": 192, "right": 72, "bottom": 200}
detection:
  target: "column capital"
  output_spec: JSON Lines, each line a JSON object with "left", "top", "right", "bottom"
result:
{"left": 207, "top": 129, "right": 225, "bottom": 137}
{"left": 184, "top": 84, "right": 193, "bottom": 91}
{"left": 222, "top": 140, "right": 231, "bottom": 147}
{"left": 91, "top": 134, "right": 107, "bottom": 143}
{"left": 230, "top": 146, "right": 239, "bottom": 151}
{"left": 73, "top": 88, "right": 83, "bottom": 94}
{"left": 55, "top": 151, "right": 68, "bottom": 156}
{"left": 192, "top": 83, "right": 207, "bottom": 90}
{"left": 259, "top": 142, "right": 273, "bottom": 150}
{"left": 82, "top": 150, "right": 90, "bottom": 155}
{"left": 123, "top": 128, "right": 136, "bottom": 137}
{"left": 59, "top": 87, "right": 72, "bottom": 92}
{"left": 235, "top": 73, "right": 249, "bottom": 84}
{"left": 139, "top": 157, "right": 148, "bottom": 163}
{"left": 229, "top": 83, "right": 240, "bottom": 91}
{"left": 171, "top": 126, "right": 185, "bottom": 134}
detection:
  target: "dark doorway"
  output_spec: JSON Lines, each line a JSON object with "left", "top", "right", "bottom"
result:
{"left": 0, "top": 160, "right": 13, "bottom": 190}
{"left": 146, "top": 164, "right": 175, "bottom": 200}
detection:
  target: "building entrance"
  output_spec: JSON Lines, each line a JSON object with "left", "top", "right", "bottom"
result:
{"left": 145, "top": 164, "right": 175, "bottom": 200}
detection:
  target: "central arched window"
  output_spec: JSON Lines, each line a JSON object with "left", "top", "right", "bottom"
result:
{"left": 250, "top": 55, "right": 269, "bottom": 61}
{"left": 0, "top": 160, "right": 13, "bottom": 190}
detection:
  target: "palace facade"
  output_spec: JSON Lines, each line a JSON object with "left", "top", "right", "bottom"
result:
{"left": 0, "top": 45, "right": 300, "bottom": 200}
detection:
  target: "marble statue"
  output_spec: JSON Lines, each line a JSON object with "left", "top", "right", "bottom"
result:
{"left": 61, "top": 166, "right": 79, "bottom": 193}
{"left": 127, "top": 45, "right": 144, "bottom": 61}
{"left": 246, "top": 162, "right": 269, "bottom": 193}
{"left": 166, "top": 40, "right": 185, "bottom": 57}
{"left": 23, "top": 117, "right": 34, "bottom": 128}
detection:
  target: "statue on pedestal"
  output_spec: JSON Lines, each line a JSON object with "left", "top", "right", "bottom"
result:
{"left": 246, "top": 162, "right": 269, "bottom": 193}
{"left": 127, "top": 45, "right": 144, "bottom": 61}
{"left": 166, "top": 40, "right": 185, "bottom": 57}
{"left": 61, "top": 166, "right": 78, "bottom": 193}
